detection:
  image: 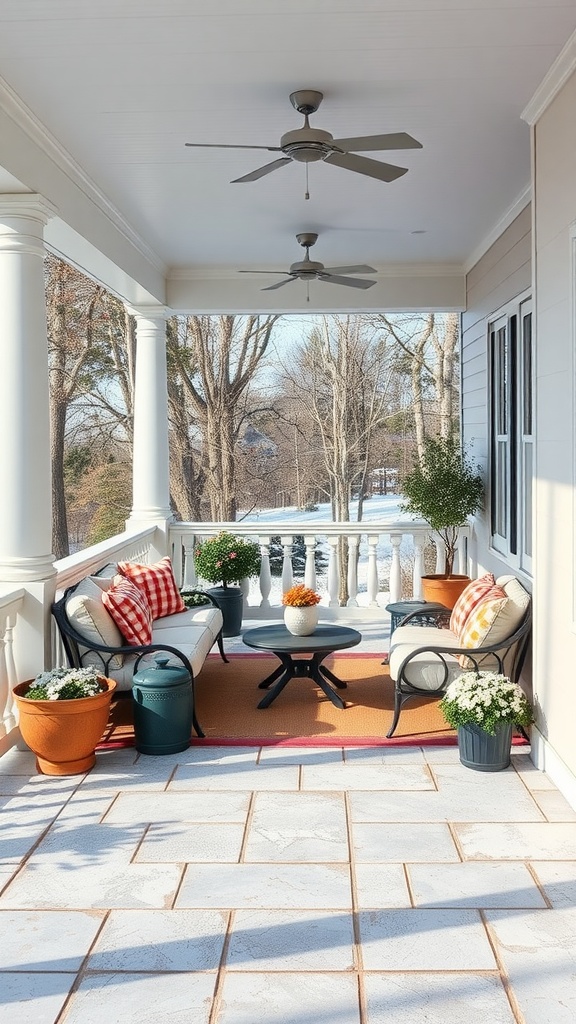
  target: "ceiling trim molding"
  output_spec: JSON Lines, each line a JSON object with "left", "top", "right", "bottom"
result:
{"left": 463, "top": 186, "right": 531, "bottom": 275}
{"left": 522, "top": 28, "right": 576, "bottom": 125}
{"left": 0, "top": 74, "right": 166, "bottom": 274}
{"left": 168, "top": 261, "right": 464, "bottom": 282}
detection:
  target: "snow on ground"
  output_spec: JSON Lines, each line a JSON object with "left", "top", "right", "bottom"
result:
{"left": 241, "top": 493, "right": 408, "bottom": 525}
{"left": 239, "top": 494, "right": 419, "bottom": 605}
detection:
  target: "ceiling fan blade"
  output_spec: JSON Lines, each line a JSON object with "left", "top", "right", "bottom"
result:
{"left": 238, "top": 270, "right": 289, "bottom": 275}
{"left": 261, "top": 277, "right": 297, "bottom": 291}
{"left": 185, "top": 143, "right": 282, "bottom": 151}
{"left": 332, "top": 132, "right": 422, "bottom": 152}
{"left": 324, "top": 151, "right": 408, "bottom": 182}
{"left": 232, "top": 157, "right": 292, "bottom": 183}
{"left": 318, "top": 274, "right": 376, "bottom": 290}
{"left": 323, "top": 264, "right": 377, "bottom": 275}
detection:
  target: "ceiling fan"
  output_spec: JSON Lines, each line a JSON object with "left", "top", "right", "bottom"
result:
{"left": 185, "top": 90, "right": 422, "bottom": 190}
{"left": 239, "top": 233, "right": 377, "bottom": 296}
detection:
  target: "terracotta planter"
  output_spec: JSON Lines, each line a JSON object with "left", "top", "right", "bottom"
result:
{"left": 284, "top": 605, "right": 319, "bottom": 636}
{"left": 421, "top": 574, "right": 470, "bottom": 609}
{"left": 13, "top": 677, "right": 116, "bottom": 776}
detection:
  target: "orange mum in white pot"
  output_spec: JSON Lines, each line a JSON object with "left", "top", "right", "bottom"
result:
{"left": 282, "top": 584, "right": 322, "bottom": 634}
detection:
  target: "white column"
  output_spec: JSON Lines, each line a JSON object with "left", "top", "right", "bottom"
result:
{"left": 0, "top": 196, "right": 58, "bottom": 680}
{"left": 0, "top": 197, "right": 56, "bottom": 583}
{"left": 127, "top": 306, "right": 173, "bottom": 548}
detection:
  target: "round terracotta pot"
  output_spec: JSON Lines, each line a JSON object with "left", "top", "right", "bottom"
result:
{"left": 13, "top": 676, "right": 117, "bottom": 776}
{"left": 284, "top": 605, "right": 319, "bottom": 636}
{"left": 421, "top": 574, "right": 470, "bottom": 609}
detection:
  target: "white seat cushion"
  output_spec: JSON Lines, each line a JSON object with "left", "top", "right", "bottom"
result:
{"left": 153, "top": 605, "right": 223, "bottom": 642}
{"left": 388, "top": 625, "right": 462, "bottom": 690}
{"left": 105, "top": 623, "right": 220, "bottom": 691}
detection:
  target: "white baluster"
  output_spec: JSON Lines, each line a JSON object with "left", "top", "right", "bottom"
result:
{"left": 433, "top": 535, "right": 444, "bottom": 574}
{"left": 304, "top": 535, "right": 317, "bottom": 591}
{"left": 389, "top": 533, "right": 402, "bottom": 602}
{"left": 281, "top": 535, "right": 294, "bottom": 595}
{"left": 1, "top": 612, "right": 17, "bottom": 737}
{"left": 366, "top": 535, "right": 379, "bottom": 607}
{"left": 171, "top": 531, "right": 184, "bottom": 587}
{"left": 327, "top": 537, "right": 339, "bottom": 607}
{"left": 239, "top": 576, "right": 251, "bottom": 609}
{"left": 347, "top": 535, "right": 359, "bottom": 607}
{"left": 258, "top": 537, "right": 271, "bottom": 608}
{"left": 183, "top": 537, "right": 198, "bottom": 589}
{"left": 413, "top": 533, "right": 426, "bottom": 599}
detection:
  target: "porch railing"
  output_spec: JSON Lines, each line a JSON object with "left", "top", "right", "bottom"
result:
{"left": 170, "top": 520, "right": 469, "bottom": 620}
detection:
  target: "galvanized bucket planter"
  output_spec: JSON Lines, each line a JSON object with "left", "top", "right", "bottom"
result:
{"left": 457, "top": 721, "right": 513, "bottom": 771}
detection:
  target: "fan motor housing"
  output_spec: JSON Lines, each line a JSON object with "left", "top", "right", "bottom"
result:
{"left": 290, "top": 259, "right": 324, "bottom": 277}
{"left": 281, "top": 127, "right": 335, "bottom": 162}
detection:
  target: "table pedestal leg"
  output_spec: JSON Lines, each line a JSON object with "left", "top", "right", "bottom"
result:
{"left": 256, "top": 652, "right": 348, "bottom": 710}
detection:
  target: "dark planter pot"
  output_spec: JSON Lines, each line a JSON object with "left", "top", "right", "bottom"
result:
{"left": 208, "top": 586, "right": 244, "bottom": 637}
{"left": 457, "top": 721, "right": 513, "bottom": 772}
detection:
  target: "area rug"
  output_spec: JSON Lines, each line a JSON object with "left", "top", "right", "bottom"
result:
{"left": 98, "top": 651, "right": 468, "bottom": 748}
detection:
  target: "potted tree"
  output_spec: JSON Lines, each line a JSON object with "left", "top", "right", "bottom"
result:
{"left": 193, "top": 531, "right": 261, "bottom": 636}
{"left": 13, "top": 667, "right": 116, "bottom": 775}
{"left": 400, "top": 433, "right": 484, "bottom": 607}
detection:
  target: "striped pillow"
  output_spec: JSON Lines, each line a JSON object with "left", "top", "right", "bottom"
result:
{"left": 458, "top": 595, "right": 509, "bottom": 668}
{"left": 102, "top": 575, "right": 153, "bottom": 645}
{"left": 450, "top": 573, "right": 506, "bottom": 636}
{"left": 118, "top": 557, "right": 185, "bottom": 620}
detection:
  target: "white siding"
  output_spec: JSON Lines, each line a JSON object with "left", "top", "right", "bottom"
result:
{"left": 462, "top": 205, "right": 532, "bottom": 580}
{"left": 532, "top": 69, "right": 576, "bottom": 784}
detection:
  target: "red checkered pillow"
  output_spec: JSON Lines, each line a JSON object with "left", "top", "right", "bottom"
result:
{"left": 102, "top": 575, "right": 153, "bottom": 645}
{"left": 117, "top": 556, "right": 185, "bottom": 620}
{"left": 450, "top": 573, "right": 507, "bottom": 636}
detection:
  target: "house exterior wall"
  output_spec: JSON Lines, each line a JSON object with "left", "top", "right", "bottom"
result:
{"left": 461, "top": 205, "right": 532, "bottom": 580}
{"left": 531, "top": 68, "right": 576, "bottom": 788}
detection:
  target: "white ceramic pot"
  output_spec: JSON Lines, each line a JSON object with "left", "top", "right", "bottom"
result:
{"left": 283, "top": 605, "right": 319, "bottom": 636}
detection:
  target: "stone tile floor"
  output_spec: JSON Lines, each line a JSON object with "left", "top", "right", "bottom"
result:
{"left": 1, "top": 742, "right": 576, "bottom": 1024}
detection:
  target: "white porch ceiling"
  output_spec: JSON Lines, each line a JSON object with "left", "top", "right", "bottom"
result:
{"left": 0, "top": 1, "right": 575, "bottom": 310}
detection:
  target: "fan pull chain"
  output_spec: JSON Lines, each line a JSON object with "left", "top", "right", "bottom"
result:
{"left": 306, "top": 281, "right": 310, "bottom": 303}
{"left": 305, "top": 163, "right": 310, "bottom": 201}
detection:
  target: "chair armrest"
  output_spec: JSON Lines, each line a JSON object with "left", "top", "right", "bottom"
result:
{"left": 395, "top": 611, "right": 532, "bottom": 688}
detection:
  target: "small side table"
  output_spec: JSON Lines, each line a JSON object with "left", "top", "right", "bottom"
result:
{"left": 242, "top": 623, "right": 362, "bottom": 709}
{"left": 386, "top": 600, "right": 450, "bottom": 636}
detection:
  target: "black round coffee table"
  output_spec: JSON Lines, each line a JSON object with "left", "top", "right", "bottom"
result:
{"left": 242, "top": 623, "right": 362, "bottom": 709}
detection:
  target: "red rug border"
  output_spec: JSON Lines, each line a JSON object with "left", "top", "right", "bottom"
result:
{"left": 97, "top": 735, "right": 529, "bottom": 751}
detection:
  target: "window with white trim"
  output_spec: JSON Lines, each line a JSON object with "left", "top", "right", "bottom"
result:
{"left": 488, "top": 295, "right": 533, "bottom": 573}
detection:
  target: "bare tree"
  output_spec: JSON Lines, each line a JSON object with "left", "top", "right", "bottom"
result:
{"left": 166, "top": 318, "right": 205, "bottom": 520}
{"left": 375, "top": 313, "right": 459, "bottom": 457}
{"left": 167, "top": 315, "right": 281, "bottom": 520}
{"left": 46, "top": 257, "right": 112, "bottom": 557}
{"left": 286, "top": 315, "right": 394, "bottom": 601}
